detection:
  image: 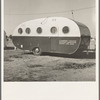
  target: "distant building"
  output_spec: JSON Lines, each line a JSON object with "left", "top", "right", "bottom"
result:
{"left": 4, "top": 31, "right": 7, "bottom": 48}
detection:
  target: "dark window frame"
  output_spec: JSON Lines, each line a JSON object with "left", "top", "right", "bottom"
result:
{"left": 25, "top": 27, "right": 31, "bottom": 34}
{"left": 62, "top": 26, "right": 69, "bottom": 34}
{"left": 18, "top": 28, "right": 23, "bottom": 34}
{"left": 50, "top": 27, "right": 57, "bottom": 34}
{"left": 37, "top": 27, "right": 42, "bottom": 34}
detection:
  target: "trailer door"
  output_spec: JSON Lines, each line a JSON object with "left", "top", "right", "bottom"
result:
{"left": 51, "top": 37, "right": 58, "bottom": 51}
{"left": 50, "top": 26, "right": 59, "bottom": 52}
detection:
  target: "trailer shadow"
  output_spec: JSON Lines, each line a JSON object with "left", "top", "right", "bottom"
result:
{"left": 24, "top": 51, "right": 95, "bottom": 59}
{"left": 42, "top": 52, "right": 95, "bottom": 59}
{"left": 4, "top": 47, "right": 15, "bottom": 50}
{"left": 5, "top": 46, "right": 95, "bottom": 59}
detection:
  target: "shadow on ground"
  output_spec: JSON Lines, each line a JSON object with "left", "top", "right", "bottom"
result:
{"left": 4, "top": 47, "right": 15, "bottom": 50}
{"left": 4, "top": 46, "right": 95, "bottom": 59}
{"left": 23, "top": 51, "right": 95, "bottom": 59}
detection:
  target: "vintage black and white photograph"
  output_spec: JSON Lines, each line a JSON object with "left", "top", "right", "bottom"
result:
{"left": 4, "top": 0, "right": 96, "bottom": 81}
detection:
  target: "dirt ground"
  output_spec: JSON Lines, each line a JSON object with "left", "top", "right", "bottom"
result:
{"left": 4, "top": 47, "right": 96, "bottom": 81}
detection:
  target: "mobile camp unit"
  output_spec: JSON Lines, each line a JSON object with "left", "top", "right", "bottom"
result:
{"left": 12, "top": 17, "right": 91, "bottom": 55}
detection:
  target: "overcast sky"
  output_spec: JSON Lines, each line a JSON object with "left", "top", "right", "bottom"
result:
{"left": 4, "top": 0, "right": 96, "bottom": 37}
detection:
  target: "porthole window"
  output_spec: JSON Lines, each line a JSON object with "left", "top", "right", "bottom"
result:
{"left": 37, "top": 27, "right": 42, "bottom": 34}
{"left": 62, "top": 26, "right": 69, "bottom": 34}
{"left": 18, "top": 28, "right": 23, "bottom": 34}
{"left": 25, "top": 27, "right": 31, "bottom": 34}
{"left": 51, "top": 27, "right": 57, "bottom": 34}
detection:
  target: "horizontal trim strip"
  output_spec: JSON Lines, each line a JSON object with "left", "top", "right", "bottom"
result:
{"left": 12, "top": 35, "right": 81, "bottom": 38}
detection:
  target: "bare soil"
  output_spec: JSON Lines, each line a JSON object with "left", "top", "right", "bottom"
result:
{"left": 4, "top": 49, "right": 96, "bottom": 81}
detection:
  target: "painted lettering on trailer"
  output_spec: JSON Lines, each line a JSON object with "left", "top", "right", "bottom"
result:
{"left": 59, "top": 40, "right": 76, "bottom": 45}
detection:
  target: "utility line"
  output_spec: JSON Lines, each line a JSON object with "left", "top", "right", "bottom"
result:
{"left": 5, "top": 6, "right": 95, "bottom": 15}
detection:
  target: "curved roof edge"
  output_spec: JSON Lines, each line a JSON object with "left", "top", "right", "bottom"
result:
{"left": 72, "top": 19, "right": 91, "bottom": 37}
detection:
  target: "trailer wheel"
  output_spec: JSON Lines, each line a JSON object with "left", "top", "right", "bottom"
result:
{"left": 32, "top": 47, "right": 42, "bottom": 56}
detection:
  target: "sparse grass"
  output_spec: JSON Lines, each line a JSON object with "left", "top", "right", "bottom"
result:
{"left": 64, "top": 62, "right": 95, "bottom": 69}
{"left": 53, "top": 62, "right": 95, "bottom": 70}
{"left": 27, "top": 64, "right": 43, "bottom": 68}
{"left": 9, "top": 55, "right": 23, "bottom": 58}
{"left": 4, "top": 49, "right": 96, "bottom": 81}
{"left": 37, "top": 75, "right": 50, "bottom": 81}
{"left": 4, "top": 72, "right": 49, "bottom": 81}
{"left": 4, "top": 77, "right": 38, "bottom": 81}
{"left": 4, "top": 58, "right": 14, "bottom": 62}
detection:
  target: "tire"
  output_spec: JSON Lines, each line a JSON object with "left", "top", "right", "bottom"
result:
{"left": 32, "top": 47, "right": 42, "bottom": 56}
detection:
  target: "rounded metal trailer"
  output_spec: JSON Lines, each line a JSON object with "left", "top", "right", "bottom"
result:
{"left": 12, "top": 17, "right": 91, "bottom": 55}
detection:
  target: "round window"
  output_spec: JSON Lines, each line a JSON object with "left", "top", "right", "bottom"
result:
{"left": 26, "top": 28, "right": 31, "bottom": 34}
{"left": 37, "top": 27, "right": 42, "bottom": 34}
{"left": 62, "top": 26, "right": 69, "bottom": 34}
{"left": 18, "top": 28, "right": 23, "bottom": 34}
{"left": 51, "top": 27, "right": 57, "bottom": 34}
